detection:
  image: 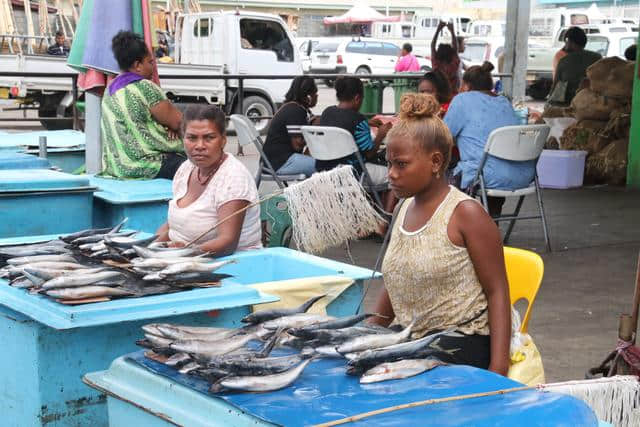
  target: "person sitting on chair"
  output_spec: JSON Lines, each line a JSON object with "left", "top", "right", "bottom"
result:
{"left": 101, "top": 31, "right": 184, "bottom": 179}
{"left": 156, "top": 105, "right": 262, "bottom": 255}
{"left": 317, "top": 76, "right": 395, "bottom": 213}
{"left": 418, "top": 70, "right": 453, "bottom": 117}
{"left": 263, "top": 76, "right": 318, "bottom": 178}
{"left": 444, "top": 62, "right": 529, "bottom": 217}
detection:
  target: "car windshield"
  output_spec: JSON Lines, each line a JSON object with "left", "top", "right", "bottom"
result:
{"left": 586, "top": 36, "right": 609, "bottom": 57}
{"left": 620, "top": 37, "right": 635, "bottom": 56}
{"left": 461, "top": 43, "right": 487, "bottom": 62}
{"left": 313, "top": 42, "right": 340, "bottom": 53}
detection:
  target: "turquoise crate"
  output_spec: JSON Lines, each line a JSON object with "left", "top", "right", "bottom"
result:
{"left": 23, "top": 147, "right": 85, "bottom": 173}
{"left": 0, "top": 152, "right": 50, "bottom": 169}
{"left": 89, "top": 176, "right": 173, "bottom": 234}
{"left": 0, "top": 170, "right": 95, "bottom": 238}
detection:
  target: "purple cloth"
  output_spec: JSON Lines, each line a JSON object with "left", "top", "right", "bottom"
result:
{"left": 108, "top": 72, "right": 145, "bottom": 96}
{"left": 81, "top": 0, "right": 132, "bottom": 74}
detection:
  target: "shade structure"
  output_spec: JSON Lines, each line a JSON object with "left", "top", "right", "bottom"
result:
{"left": 67, "top": 0, "right": 159, "bottom": 90}
{"left": 323, "top": 1, "right": 400, "bottom": 25}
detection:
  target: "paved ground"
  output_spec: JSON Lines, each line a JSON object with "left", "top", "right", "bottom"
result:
{"left": 1, "top": 89, "right": 637, "bottom": 383}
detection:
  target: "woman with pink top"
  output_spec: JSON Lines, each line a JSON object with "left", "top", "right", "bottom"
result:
{"left": 394, "top": 43, "right": 420, "bottom": 73}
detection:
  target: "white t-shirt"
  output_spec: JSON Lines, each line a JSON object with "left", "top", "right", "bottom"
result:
{"left": 168, "top": 155, "right": 262, "bottom": 251}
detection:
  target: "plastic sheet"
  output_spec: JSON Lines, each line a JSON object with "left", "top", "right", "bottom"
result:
{"left": 129, "top": 351, "right": 598, "bottom": 426}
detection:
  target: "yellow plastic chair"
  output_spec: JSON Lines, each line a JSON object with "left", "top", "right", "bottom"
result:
{"left": 504, "top": 246, "right": 544, "bottom": 333}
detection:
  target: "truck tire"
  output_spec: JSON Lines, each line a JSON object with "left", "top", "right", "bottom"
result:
{"left": 527, "top": 78, "right": 552, "bottom": 101}
{"left": 38, "top": 93, "right": 74, "bottom": 130}
{"left": 243, "top": 95, "right": 273, "bottom": 134}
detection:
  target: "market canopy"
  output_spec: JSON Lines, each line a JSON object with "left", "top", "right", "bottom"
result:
{"left": 323, "top": 1, "right": 400, "bottom": 25}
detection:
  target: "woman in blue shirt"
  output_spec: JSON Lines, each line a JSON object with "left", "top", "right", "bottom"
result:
{"left": 444, "top": 61, "right": 535, "bottom": 216}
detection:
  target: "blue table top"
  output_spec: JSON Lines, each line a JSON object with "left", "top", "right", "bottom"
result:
{"left": 0, "top": 169, "right": 94, "bottom": 192}
{"left": 88, "top": 175, "right": 173, "bottom": 203}
{"left": 127, "top": 350, "right": 598, "bottom": 427}
{"left": 0, "top": 152, "right": 51, "bottom": 170}
{"left": 0, "top": 130, "right": 85, "bottom": 149}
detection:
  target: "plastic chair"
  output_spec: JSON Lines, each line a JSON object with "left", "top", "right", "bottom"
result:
{"left": 504, "top": 246, "right": 544, "bottom": 333}
{"left": 260, "top": 195, "right": 292, "bottom": 248}
{"left": 471, "top": 124, "right": 552, "bottom": 252}
{"left": 230, "top": 114, "right": 306, "bottom": 189}
{"left": 300, "top": 125, "right": 387, "bottom": 212}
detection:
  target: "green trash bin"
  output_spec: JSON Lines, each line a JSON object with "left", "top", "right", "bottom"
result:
{"left": 359, "top": 80, "right": 385, "bottom": 115}
{"left": 392, "top": 78, "right": 418, "bottom": 113}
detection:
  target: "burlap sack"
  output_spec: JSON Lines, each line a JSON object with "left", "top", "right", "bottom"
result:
{"left": 587, "top": 57, "right": 635, "bottom": 99}
{"left": 605, "top": 110, "right": 632, "bottom": 140}
{"left": 560, "top": 119, "right": 608, "bottom": 151}
{"left": 571, "top": 88, "right": 624, "bottom": 121}
{"left": 585, "top": 138, "right": 629, "bottom": 185}
{"left": 542, "top": 105, "right": 572, "bottom": 118}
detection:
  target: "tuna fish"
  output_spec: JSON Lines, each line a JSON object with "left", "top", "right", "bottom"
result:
{"left": 214, "top": 359, "right": 313, "bottom": 393}
{"left": 241, "top": 294, "right": 327, "bottom": 325}
{"left": 359, "top": 358, "right": 446, "bottom": 384}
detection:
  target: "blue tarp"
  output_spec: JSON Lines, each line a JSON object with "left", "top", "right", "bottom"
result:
{"left": 129, "top": 350, "right": 598, "bottom": 426}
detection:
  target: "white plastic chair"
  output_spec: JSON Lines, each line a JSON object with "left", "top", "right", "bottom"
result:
{"left": 300, "top": 125, "right": 386, "bottom": 212}
{"left": 230, "top": 114, "right": 306, "bottom": 189}
{"left": 470, "top": 124, "right": 552, "bottom": 252}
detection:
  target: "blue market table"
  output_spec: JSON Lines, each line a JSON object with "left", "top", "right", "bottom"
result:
{"left": 84, "top": 351, "right": 599, "bottom": 427}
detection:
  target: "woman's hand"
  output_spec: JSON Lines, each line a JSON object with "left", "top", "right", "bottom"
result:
{"left": 167, "top": 241, "right": 186, "bottom": 248}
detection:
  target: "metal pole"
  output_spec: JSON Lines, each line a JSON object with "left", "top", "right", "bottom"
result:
{"left": 71, "top": 75, "right": 79, "bottom": 130}
{"left": 183, "top": 0, "right": 189, "bottom": 13}
{"left": 503, "top": 0, "right": 530, "bottom": 102}
{"left": 85, "top": 92, "right": 103, "bottom": 174}
{"left": 236, "top": 77, "right": 245, "bottom": 156}
{"left": 38, "top": 136, "right": 47, "bottom": 158}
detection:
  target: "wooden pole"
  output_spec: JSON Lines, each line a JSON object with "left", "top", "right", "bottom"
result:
{"left": 23, "top": 0, "right": 36, "bottom": 53}
{"left": 313, "top": 386, "right": 533, "bottom": 427}
{"left": 629, "top": 253, "right": 640, "bottom": 343}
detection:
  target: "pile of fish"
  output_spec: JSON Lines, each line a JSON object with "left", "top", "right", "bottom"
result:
{"left": 139, "top": 295, "right": 452, "bottom": 393}
{"left": 0, "top": 221, "right": 234, "bottom": 304}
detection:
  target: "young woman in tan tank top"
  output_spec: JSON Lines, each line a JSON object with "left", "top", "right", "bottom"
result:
{"left": 371, "top": 93, "right": 511, "bottom": 376}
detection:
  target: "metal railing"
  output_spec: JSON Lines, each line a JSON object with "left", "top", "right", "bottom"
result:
{"left": 0, "top": 71, "right": 513, "bottom": 129}
{"left": 0, "top": 34, "right": 72, "bottom": 55}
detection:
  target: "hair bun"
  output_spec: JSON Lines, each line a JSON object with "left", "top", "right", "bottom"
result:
{"left": 398, "top": 93, "right": 440, "bottom": 120}
{"left": 480, "top": 61, "right": 494, "bottom": 73}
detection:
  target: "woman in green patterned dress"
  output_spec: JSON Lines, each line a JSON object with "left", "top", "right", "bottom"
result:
{"left": 101, "top": 31, "right": 185, "bottom": 179}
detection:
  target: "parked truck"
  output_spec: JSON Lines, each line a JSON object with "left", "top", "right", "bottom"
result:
{"left": 0, "top": 10, "right": 302, "bottom": 132}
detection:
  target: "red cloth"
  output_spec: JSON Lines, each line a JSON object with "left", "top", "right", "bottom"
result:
{"left": 616, "top": 339, "right": 640, "bottom": 376}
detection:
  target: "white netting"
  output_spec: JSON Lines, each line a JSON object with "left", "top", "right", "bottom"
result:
{"left": 284, "top": 166, "right": 385, "bottom": 254}
{"left": 543, "top": 376, "right": 640, "bottom": 427}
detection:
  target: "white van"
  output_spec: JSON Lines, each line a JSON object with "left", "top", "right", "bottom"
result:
{"left": 309, "top": 38, "right": 431, "bottom": 81}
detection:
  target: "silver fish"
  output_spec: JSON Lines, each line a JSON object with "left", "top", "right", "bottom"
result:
{"left": 9, "top": 277, "right": 37, "bottom": 289}
{"left": 144, "top": 323, "right": 233, "bottom": 336}
{"left": 72, "top": 230, "right": 136, "bottom": 246}
{"left": 7, "top": 254, "right": 77, "bottom": 266}
{"left": 241, "top": 294, "right": 326, "bottom": 325}
{"left": 130, "top": 256, "right": 213, "bottom": 269}
{"left": 45, "top": 286, "right": 133, "bottom": 300}
{"left": 336, "top": 321, "right": 416, "bottom": 354}
{"left": 88, "top": 242, "right": 107, "bottom": 252}
{"left": 21, "top": 270, "right": 45, "bottom": 287}
{"left": 24, "top": 266, "right": 108, "bottom": 281}
{"left": 132, "top": 245, "right": 202, "bottom": 259}
{"left": 178, "top": 362, "right": 202, "bottom": 374}
{"left": 60, "top": 217, "right": 128, "bottom": 243}
{"left": 158, "top": 259, "right": 236, "bottom": 278}
{"left": 104, "top": 234, "right": 158, "bottom": 250}
{"left": 155, "top": 324, "right": 236, "bottom": 342}
{"left": 216, "top": 359, "right": 312, "bottom": 393}
{"left": 165, "top": 353, "right": 192, "bottom": 368}
{"left": 263, "top": 313, "right": 335, "bottom": 331}
{"left": 360, "top": 358, "right": 445, "bottom": 384}
{"left": 144, "top": 333, "right": 174, "bottom": 348}
{"left": 171, "top": 333, "right": 258, "bottom": 358}
{"left": 42, "top": 271, "right": 125, "bottom": 289}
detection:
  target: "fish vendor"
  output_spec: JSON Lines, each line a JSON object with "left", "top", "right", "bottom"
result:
{"left": 101, "top": 31, "right": 185, "bottom": 179}
{"left": 372, "top": 93, "right": 512, "bottom": 376}
{"left": 156, "top": 105, "right": 263, "bottom": 256}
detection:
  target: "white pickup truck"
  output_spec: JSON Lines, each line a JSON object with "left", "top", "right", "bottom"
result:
{"left": 0, "top": 11, "right": 302, "bottom": 131}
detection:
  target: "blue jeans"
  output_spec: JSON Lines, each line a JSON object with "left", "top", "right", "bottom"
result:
{"left": 276, "top": 153, "right": 316, "bottom": 177}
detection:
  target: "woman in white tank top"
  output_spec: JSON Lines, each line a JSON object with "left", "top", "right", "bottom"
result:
{"left": 372, "top": 93, "right": 511, "bottom": 376}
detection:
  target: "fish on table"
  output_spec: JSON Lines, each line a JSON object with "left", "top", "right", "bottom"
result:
{"left": 212, "top": 359, "right": 313, "bottom": 393}
{"left": 241, "top": 294, "right": 327, "bottom": 325}
{"left": 360, "top": 358, "right": 446, "bottom": 384}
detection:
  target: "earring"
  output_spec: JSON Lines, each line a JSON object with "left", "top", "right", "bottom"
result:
{"left": 436, "top": 171, "right": 441, "bottom": 179}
